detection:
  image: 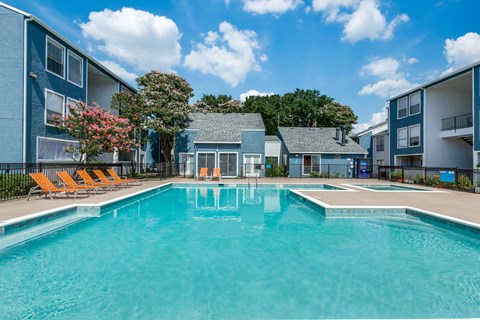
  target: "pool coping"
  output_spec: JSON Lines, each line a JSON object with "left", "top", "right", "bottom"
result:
{"left": 289, "top": 190, "right": 480, "bottom": 233}
{"left": 342, "top": 183, "right": 444, "bottom": 193}
{"left": 1, "top": 182, "right": 479, "bottom": 239}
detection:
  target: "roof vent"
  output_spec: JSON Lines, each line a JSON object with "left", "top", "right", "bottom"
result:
{"left": 341, "top": 125, "right": 346, "bottom": 146}
{"left": 335, "top": 128, "right": 340, "bottom": 140}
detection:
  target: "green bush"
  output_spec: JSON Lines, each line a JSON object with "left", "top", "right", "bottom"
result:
{"left": 0, "top": 173, "right": 36, "bottom": 200}
{"left": 390, "top": 171, "right": 403, "bottom": 181}
{"left": 265, "top": 164, "right": 286, "bottom": 177}
{"left": 309, "top": 171, "right": 319, "bottom": 178}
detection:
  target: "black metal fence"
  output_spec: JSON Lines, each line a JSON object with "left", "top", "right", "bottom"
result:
{"left": 379, "top": 165, "right": 480, "bottom": 193}
{"left": 0, "top": 162, "right": 125, "bottom": 202}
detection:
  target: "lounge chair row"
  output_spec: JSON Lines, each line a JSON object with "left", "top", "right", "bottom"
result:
{"left": 28, "top": 169, "right": 142, "bottom": 201}
{"left": 196, "top": 167, "right": 221, "bottom": 181}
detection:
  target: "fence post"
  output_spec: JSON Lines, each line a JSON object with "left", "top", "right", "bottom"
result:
{"left": 401, "top": 166, "right": 405, "bottom": 182}
{"left": 424, "top": 166, "right": 427, "bottom": 182}
{"left": 39, "top": 162, "right": 43, "bottom": 173}
{"left": 328, "top": 164, "right": 331, "bottom": 179}
{"left": 454, "top": 167, "right": 459, "bottom": 190}
{"left": 121, "top": 162, "right": 124, "bottom": 177}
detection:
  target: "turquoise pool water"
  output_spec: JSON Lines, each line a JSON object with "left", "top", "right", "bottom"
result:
{"left": 353, "top": 184, "right": 430, "bottom": 191}
{"left": 0, "top": 186, "right": 479, "bottom": 319}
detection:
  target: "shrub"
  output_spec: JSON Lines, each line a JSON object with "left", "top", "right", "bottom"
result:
{"left": 309, "top": 171, "right": 319, "bottom": 178}
{"left": 265, "top": 164, "right": 286, "bottom": 177}
{"left": 458, "top": 175, "right": 473, "bottom": 191}
{"left": 0, "top": 173, "right": 36, "bottom": 200}
{"left": 390, "top": 171, "right": 403, "bottom": 181}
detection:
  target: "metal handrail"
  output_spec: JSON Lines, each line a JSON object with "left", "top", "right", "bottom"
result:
{"left": 441, "top": 113, "right": 473, "bottom": 131}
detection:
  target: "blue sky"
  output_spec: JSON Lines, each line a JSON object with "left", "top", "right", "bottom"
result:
{"left": 6, "top": 0, "right": 480, "bottom": 130}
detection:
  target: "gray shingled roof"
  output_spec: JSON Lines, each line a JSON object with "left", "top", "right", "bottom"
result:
{"left": 278, "top": 127, "right": 367, "bottom": 154}
{"left": 188, "top": 113, "right": 265, "bottom": 143}
{"left": 265, "top": 135, "right": 280, "bottom": 142}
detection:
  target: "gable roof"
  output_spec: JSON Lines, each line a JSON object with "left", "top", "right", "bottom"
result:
{"left": 265, "top": 135, "right": 280, "bottom": 142}
{"left": 278, "top": 127, "right": 367, "bottom": 154}
{"left": 188, "top": 113, "right": 265, "bottom": 143}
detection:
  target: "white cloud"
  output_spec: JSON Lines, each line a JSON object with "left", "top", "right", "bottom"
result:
{"left": 311, "top": 0, "right": 408, "bottom": 42}
{"left": 80, "top": 8, "right": 182, "bottom": 72}
{"left": 242, "top": 0, "right": 303, "bottom": 15}
{"left": 358, "top": 57, "right": 419, "bottom": 98}
{"left": 239, "top": 89, "right": 275, "bottom": 102}
{"left": 442, "top": 32, "right": 480, "bottom": 75}
{"left": 100, "top": 60, "right": 138, "bottom": 82}
{"left": 184, "top": 22, "right": 266, "bottom": 87}
{"left": 354, "top": 106, "right": 387, "bottom": 132}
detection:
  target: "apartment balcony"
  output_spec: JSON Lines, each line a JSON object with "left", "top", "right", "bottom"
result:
{"left": 440, "top": 113, "right": 473, "bottom": 139}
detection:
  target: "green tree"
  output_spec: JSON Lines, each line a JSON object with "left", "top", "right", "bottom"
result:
{"left": 136, "top": 71, "right": 194, "bottom": 163}
{"left": 192, "top": 94, "right": 243, "bottom": 113}
{"left": 110, "top": 91, "right": 148, "bottom": 175}
{"left": 283, "top": 89, "right": 334, "bottom": 127}
{"left": 243, "top": 94, "right": 286, "bottom": 135}
{"left": 317, "top": 101, "right": 358, "bottom": 133}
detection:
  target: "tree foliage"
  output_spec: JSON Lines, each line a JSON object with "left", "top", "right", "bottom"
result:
{"left": 57, "top": 102, "right": 137, "bottom": 163}
{"left": 243, "top": 89, "right": 358, "bottom": 135}
{"left": 136, "top": 71, "right": 194, "bottom": 162}
{"left": 192, "top": 94, "right": 243, "bottom": 113}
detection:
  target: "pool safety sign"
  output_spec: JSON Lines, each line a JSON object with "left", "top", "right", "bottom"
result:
{"left": 439, "top": 170, "right": 455, "bottom": 183}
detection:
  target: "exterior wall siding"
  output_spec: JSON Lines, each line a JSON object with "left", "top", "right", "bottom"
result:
{"left": 474, "top": 66, "right": 480, "bottom": 151}
{"left": 389, "top": 90, "right": 424, "bottom": 164}
{"left": 372, "top": 134, "right": 389, "bottom": 165}
{"left": 288, "top": 153, "right": 363, "bottom": 178}
{"left": 26, "top": 21, "right": 87, "bottom": 162}
{"left": 358, "top": 132, "right": 372, "bottom": 158}
{"left": 0, "top": 6, "right": 24, "bottom": 162}
{"left": 424, "top": 85, "right": 472, "bottom": 167}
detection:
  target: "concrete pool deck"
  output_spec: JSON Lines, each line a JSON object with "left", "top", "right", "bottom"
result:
{"left": 0, "top": 178, "right": 479, "bottom": 226}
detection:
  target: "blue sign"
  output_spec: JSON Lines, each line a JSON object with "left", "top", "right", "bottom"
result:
{"left": 266, "top": 164, "right": 272, "bottom": 169}
{"left": 439, "top": 171, "right": 455, "bottom": 183}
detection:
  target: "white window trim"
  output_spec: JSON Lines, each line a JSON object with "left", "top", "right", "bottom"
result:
{"left": 409, "top": 92, "right": 421, "bottom": 116}
{"left": 408, "top": 124, "right": 421, "bottom": 147}
{"left": 67, "top": 50, "right": 83, "bottom": 88}
{"left": 45, "top": 88, "right": 65, "bottom": 127}
{"left": 243, "top": 153, "right": 262, "bottom": 177}
{"left": 397, "top": 127, "right": 408, "bottom": 149}
{"left": 265, "top": 155, "right": 280, "bottom": 165}
{"left": 218, "top": 151, "right": 239, "bottom": 177}
{"left": 195, "top": 151, "right": 216, "bottom": 177}
{"left": 45, "top": 35, "right": 65, "bottom": 79}
{"left": 302, "top": 154, "right": 321, "bottom": 176}
{"left": 397, "top": 96, "right": 408, "bottom": 119}
{"left": 36, "top": 136, "right": 79, "bottom": 162}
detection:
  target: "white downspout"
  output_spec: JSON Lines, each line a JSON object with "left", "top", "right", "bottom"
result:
{"left": 22, "top": 16, "right": 33, "bottom": 163}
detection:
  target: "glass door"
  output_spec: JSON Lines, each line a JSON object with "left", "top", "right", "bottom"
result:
{"left": 197, "top": 152, "right": 215, "bottom": 176}
{"left": 244, "top": 154, "right": 261, "bottom": 177}
{"left": 219, "top": 153, "right": 238, "bottom": 177}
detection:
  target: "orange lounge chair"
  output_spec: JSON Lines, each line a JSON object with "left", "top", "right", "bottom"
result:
{"left": 196, "top": 167, "right": 209, "bottom": 180}
{"left": 56, "top": 171, "right": 104, "bottom": 194}
{"left": 77, "top": 170, "right": 117, "bottom": 190}
{"left": 211, "top": 168, "right": 221, "bottom": 181}
{"left": 93, "top": 169, "right": 128, "bottom": 187}
{"left": 28, "top": 172, "right": 80, "bottom": 200}
{"left": 107, "top": 169, "right": 142, "bottom": 185}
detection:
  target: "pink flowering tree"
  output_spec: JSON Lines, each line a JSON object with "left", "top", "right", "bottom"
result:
{"left": 56, "top": 102, "right": 137, "bottom": 163}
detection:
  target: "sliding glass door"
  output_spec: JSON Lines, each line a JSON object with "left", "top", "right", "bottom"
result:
{"left": 219, "top": 153, "right": 238, "bottom": 177}
{"left": 196, "top": 152, "right": 215, "bottom": 175}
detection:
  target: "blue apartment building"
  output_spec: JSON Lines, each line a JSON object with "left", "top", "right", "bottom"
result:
{"left": 0, "top": 2, "right": 136, "bottom": 164}
{"left": 176, "top": 113, "right": 266, "bottom": 178}
{"left": 388, "top": 62, "right": 480, "bottom": 169}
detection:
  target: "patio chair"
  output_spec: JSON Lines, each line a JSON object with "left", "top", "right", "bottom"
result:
{"left": 196, "top": 167, "right": 209, "bottom": 180}
{"left": 56, "top": 171, "right": 105, "bottom": 194}
{"left": 77, "top": 170, "right": 118, "bottom": 190}
{"left": 211, "top": 168, "right": 221, "bottom": 181}
{"left": 92, "top": 169, "right": 128, "bottom": 187}
{"left": 107, "top": 169, "right": 142, "bottom": 185}
{"left": 27, "top": 172, "right": 80, "bottom": 200}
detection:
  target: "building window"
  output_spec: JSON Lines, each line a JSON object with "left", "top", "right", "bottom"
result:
{"left": 409, "top": 125, "right": 420, "bottom": 147}
{"left": 377, "top": 160, "right": 384, "bottom": 166}
{"left": 409, "top": 92, "right": 420, "bottom": 115}
{"left": 45, "top": 90, "right": 64, "bottom": 125}
{"left": 66, "top": 98, "right": 79, "bottom": 116}
{"left": 397, "top": 97, "right": 407, "bottom": 119}
{"left": 46, "top": 37, "right": 65, "bottom": 78}
{"left": 37, "top": 137, "right": 79, "bottom": 162}
{"left": 376, "top": 135, "right": 385, "bottom": 151}
{"left": 219, "top": 153, "right": 238, "bottom": 177}
{"left": 303, "top": 155, "right": 321, "bottom": 175}
{"left": 265, "top": 156, "right": 279, "bottom": 165}
{"left": 67, "top": 51, "right": 83, "bottom": 87}
{"left": 197, "top": 153, "right": 215, "bottom": 175}
{"left": 243, "top": 154, "right": 261, "bottom": 177}
{"left": 397, "top": 127, "right": 407, "bottom": 148}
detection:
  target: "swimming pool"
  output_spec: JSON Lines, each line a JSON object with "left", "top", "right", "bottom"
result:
{"left": 351, "top": 184, "right": 431, "bottom": 191}
{"left": 0, "top": 185, "right": 479, "bottom": 319}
